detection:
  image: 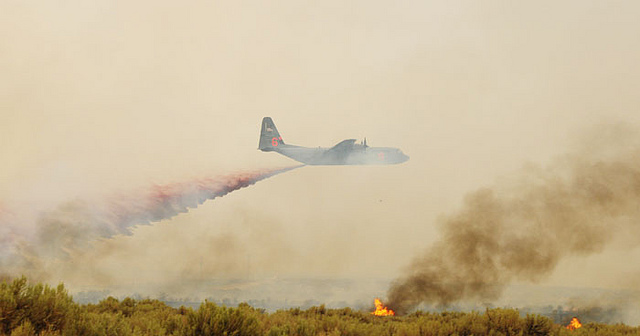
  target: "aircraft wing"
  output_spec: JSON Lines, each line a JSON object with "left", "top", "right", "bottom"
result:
{"left": 327, "top": 139, "right": 357, "bottom": 153}
{"left": 321, "top": 139, "right": 358, "bottom": 163}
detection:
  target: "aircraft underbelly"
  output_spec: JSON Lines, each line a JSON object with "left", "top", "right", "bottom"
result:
{"left": 298, "top": 150, "right": 403, "bottom": 165}
{"left": 278, "top": 147, "right": 325, "bottom": 165}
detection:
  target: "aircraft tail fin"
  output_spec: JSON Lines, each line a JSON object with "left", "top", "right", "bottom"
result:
{"left": 259, "top": 117, "right": 285, "bottom": 151}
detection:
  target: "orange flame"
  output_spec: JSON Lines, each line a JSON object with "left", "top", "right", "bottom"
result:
{"left": 566, "top": 317, "right": 582, "bottom": 330}
{"left": 371, "top": 298, "right": 395, "bottom": 316}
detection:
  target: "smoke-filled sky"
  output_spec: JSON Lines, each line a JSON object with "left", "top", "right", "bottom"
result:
{"left": 2, "top": 0, "right": 640, "bottom": 303}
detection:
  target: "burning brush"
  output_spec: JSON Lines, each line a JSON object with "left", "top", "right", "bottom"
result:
{"left": 371, "top": 298, "right": 395, "bottom": 316}
{"left": 566, "top": 317, "right": 582, "bottom": 330}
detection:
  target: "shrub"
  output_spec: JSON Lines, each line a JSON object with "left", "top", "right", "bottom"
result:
{"left": 1, "top": 276, "right": 76, "bottom": 335}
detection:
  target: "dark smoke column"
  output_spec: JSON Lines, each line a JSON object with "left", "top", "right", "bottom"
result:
{"left": 387, "top": 130, "right": 640, "bottom": 314}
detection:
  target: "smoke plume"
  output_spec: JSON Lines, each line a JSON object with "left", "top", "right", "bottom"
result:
{"left": 387, "top": 124, "right": 640, "bottom": 314}
{"left": 1, "top": 165, "right": 301, "bottom": 278}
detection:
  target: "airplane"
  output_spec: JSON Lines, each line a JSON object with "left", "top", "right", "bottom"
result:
{"left": 258, "top": 117, "right": 409, "bottom": 165}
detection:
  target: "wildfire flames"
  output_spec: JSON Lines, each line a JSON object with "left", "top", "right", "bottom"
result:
{"left": 371, "top": 298, "right": 395, "bottom": 316}
{"left": 566, "top": 317, "right": 582, "bottom": 330}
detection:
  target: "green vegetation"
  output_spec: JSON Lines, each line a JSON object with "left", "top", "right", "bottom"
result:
{"left": 1, "top": 277, "right": 638, "bottom": 335}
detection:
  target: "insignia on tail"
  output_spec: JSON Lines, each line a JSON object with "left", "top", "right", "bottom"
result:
{"left": 259, "top": 117, "right": 285, "bottom": 151}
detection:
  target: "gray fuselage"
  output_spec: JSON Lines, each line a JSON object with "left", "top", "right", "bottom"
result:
{"left": 258, "top": 117, "right": 409, "bottom": 165}
{"left": 263, "top": 143, "right": 409, "bottom": 165}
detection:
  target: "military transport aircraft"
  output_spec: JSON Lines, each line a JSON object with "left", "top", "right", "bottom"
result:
{"left": 258, "top": 117, "right": 409, "bottom": 165}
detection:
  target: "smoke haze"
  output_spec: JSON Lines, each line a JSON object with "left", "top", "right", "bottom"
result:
{"left": 1, "top": 166, "right": 299, "bottom": 280}
{"left": 2, "top": 0, "right": 640, "bottom": 324}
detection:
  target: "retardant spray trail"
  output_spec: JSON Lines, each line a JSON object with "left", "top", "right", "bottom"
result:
{"left": 1, "top": 165, "right": 302, "bottom": 277}
{"left": 78, "top": 165, "right": 302, "bottom": 237}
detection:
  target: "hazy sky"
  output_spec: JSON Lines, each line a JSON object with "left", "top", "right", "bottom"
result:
{"left": 2, "top": 1, "right": 640, "bottom": 297}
